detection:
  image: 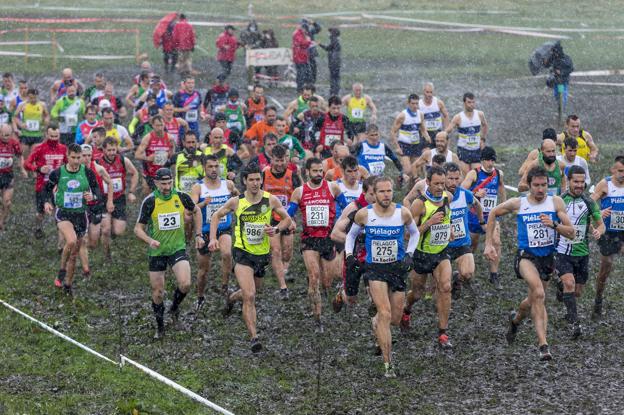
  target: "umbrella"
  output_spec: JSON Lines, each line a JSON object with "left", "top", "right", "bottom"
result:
{"left": 528, "top": 41, "right": 560, "bottom": 75}
{"left": 153, "top": 12, "right": 178, "bottom": 49}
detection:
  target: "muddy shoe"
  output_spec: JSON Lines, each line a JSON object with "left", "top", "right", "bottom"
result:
{"left": 195, "top": 297, "right": 205, "bottom": 314}
{"left": 539, "top": 344, "right": 553, "bottom": 361}
{"left": 34, "top": 228, "right": 45, "bottom": 240}
{"left": 384, "top": 362, "right": 396, "bottom": 378}
{"left": 592, "top": 299, "right": 602, "bottom": 320}
{"left": 222, "top": 294, "right": 234, "bottom": 318}
{"left": 154, "top": 326, "right": 164, "bottom": 340}
{"left": 54, "top": 269, "right": 66, "bottom": 288}
{"left": 489, "top": 273, "right": 502, "bottom": 291}
{"left": 438, "top": 333, "right": 453, "bottom": 350}
{"left": 399, "top": 310, "right": 411, "bottom": 332}
{"left": 315, "top": 319, "right": 324, "bottom": 334}
{"left": 571, "top": 321, "right": 582, "bottom": 339}
{"left": 250, "top": 337, "right": 263, "bottom": 353}
{"left": 553, "top": 276, "right": 564, "bottom": 302}
{"left": 280, "top": 288, "right": 290, "bottom": 300}
{"left": 169, "top": 307, "right": 180, "bottom": 326}
{"left": 63, "top": 284, "right": 73, "bottom": 297}
{"left": 331, "top": 292, "right": 344, "bottom": 313}
{"left": 506, "top": 311, "right": 519, "bottom": 344}
{"left": 451, "top": 271, "right": 462, "bottom": 300}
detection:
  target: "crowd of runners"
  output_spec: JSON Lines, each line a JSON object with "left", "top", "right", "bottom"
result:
{"left": 0, "top": 65, "right": 622, "bottom": 378}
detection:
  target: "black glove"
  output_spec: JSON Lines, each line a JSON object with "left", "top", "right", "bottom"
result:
{"left": 345, "top": 254, "right": 362, "bottom": 297}
{"left": 346, "top": 254, "right": 360, "bottom": 273}
{"left": 398, "top": 253, "right": 413, "bottom": 274}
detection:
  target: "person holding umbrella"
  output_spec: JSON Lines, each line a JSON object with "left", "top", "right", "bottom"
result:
{"left": 153, "top": 13, "right": 178, "bottom": 73}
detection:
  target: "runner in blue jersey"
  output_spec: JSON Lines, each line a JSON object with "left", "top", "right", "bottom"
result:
{"left": 173, "top": 77, "right": 203, "bottom": 138}
{"left": 461, "top": 147, "right": 506, "bottom": 289}
{"left": 444, "top": 162, "right": 485, "bottom": 299}
{"left": 345, "top": 176, "right": 419, "bottom": 378}
{"left": 590, "top": 155, "right": 624, "bottom": 318}
{"left": 190, "top": 154, "right": 238, "bottom": 312}
{"left": 485, "top": 166, "right": 574, "bottom": 361}
{"left": 353, "top": 124, "right": 405, "bottom": 180}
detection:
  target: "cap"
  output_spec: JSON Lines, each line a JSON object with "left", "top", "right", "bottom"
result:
{"left": 213, "top": 112, "right": 227, "bottom": 122}
{"left": 80, "top": 144, "right": 93, "bottom": 152}
{"left": 542, "top": 128, "right": 557, "bottom": 140}
{"left": 225, "top": 24, "right": 236, "bottom": 31}
{"left": 228, "top": 88, "right": 239, "bottom": 98}
{"left": 480, "top": 146, "right": 497, "bottom": 161}
{"left": 154, "top": 168, "right": 173, "bottom": 181}
{"left": 98, "top": 98, "right": 111, "bottom": 109}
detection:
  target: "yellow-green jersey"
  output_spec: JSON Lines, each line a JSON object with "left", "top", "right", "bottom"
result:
{"left": 417, "top": 192, "right": 452, "bottom": 254}
{"left": 234, "top": 191, "right": 273, "bottom": 255}
{"left": 170, "top": 150, "right": 204, "bottom": 193}
{"left": 347, "top": 96, "right": 367, "bottom": 123}
{"left": 21, "top": 102, "right": 45, "bottom": 138}
{"left": 204, "top": 144, "right": 229, "bottom": 179}
{"left": 137, "top": 190, "right": 196, "bottom": 257}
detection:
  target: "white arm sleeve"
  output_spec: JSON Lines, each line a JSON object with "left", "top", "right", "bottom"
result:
{"left": 406, "top": 220, "right": 420, "bottom": 254}
{"left": 345, "top": 222, "right": 362, "bottom": 256}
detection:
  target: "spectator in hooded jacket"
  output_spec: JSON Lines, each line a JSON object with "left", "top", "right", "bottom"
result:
{"left": 172, "top": 14, "right": 196, "bottom": 75}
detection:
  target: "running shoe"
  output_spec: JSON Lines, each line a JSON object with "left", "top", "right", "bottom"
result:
{"left": 331, "top": 292, "right": 344, "bottom": 313}
{"left": 592, "top": 298, "right": 602, "bottom": 320}
{"left": 400, "top": 310, "right": 411, "bottom": 332}
{"left": 438, "top": 333, "right": 453, "bottom": 350}
{"left": 506, "top": 311, "right": 519, "bottom": 344}
{"left": 315, "top": 319, "right": 324, "bottom": 334}
{"left": 571, "top": 321, "right": 582, "bottom": 340}
{"left": 222, "top": 292, "right": 234, "bottom": 318}
{"left": 154, "top": 326, "right": 164, "bottom": 340}
{"left": 539, "top": 344, "right": 553, "bottom": 361}
{"left": 489, "top": 273, "right": 502, "bottom": 291}
{"left": 82, "top": 269, "right": 91, "bottom": 279}
{"left": 250, "top": 337, "right": 263, "bottom": 353}
{"left": 34, "top": 228, "right": 44, "bottom": 240}
{"left": 195, "top": 296, "right": 205, "bottom": 313}
{"left": 280, "top": 288, "right": 290, "bottom": 300}
{"left": 384, "top": 362, "right": 397, "bottom": 378}
{"left": 451, "top": 271, "right": 462, "bottom": 300}
{"left": 63, "top": 284, "right": 73, "bottom": 297}
{"left": 54, "top": 270, "right": 66, "bottom": 288}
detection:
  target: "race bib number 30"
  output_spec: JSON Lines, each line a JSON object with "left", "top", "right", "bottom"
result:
{"left": 610, "top": 211, "right": 624, "bottom": 230}
{"left": 527, "top": 222, "right": 554, "bottom": 248}
{"left": 430, "top": 223, "right": 451, "bottom": 246}
{"left": 157, "top": 212, "right": 181, "bottom": 230}
{"left": 306, "top": 205, "right": 329, "bottom": 227}
{"left": 371, "top": 239, "right": 398, "bottom": 263}
{"left": 245, "top": 222, "right": 265, "bottom": 244}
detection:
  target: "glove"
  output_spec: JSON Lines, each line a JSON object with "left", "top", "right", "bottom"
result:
{"left": 346, "top": 254, "right": 360, "bottom": 274}
{"left": 345, "top": 254, "right": 362, "bottom": 297}
{"left": 398, "top": 253, "right": 413, "bottom": 274}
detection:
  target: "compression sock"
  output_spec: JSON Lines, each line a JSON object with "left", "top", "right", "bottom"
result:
{"left": 170, "top": 288, "right": 187, "bottom": 312}
{"left": 562, "top": 292, "right": 577, "bottom": 323}
{"left": 152, "top": 302, "right": 165, "bottom": 329}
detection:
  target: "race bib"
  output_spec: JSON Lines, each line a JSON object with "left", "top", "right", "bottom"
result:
{"left": 185, "top": 110, "right": 198, "bottom": 122}
{"left": 351, "top": 108, "right": 364, "bottom": 119}
{"left": 527, "top": 222, "right": 554, "bottom": 248}
{"left": 179, "top": 176, "right": 198, "bottom": 193}
{"left": 425, "top": 118, "right": 441, "bottom": 130}
{"left": 610, "top": 210, "right": 624, "bottom": 231}
{"left": 371, "top": 239, "right": 398, "bottom": 263}
{"left": 65, "top": 114, "right": 78, "bottom": 127}
{"left": 245, "top": 222, "right": 265, "bottom": 244}
{"left": 430, "top": 223, "right": 451, "bottom": 246}
{"left": 482, "top": 195, "right": 497, "bottom": 212}
{"left": 368, "top": 161, "right": 385, "bottom": 176}
{"left": 465, "top": 135, "right": 480, "bottom": 150}
{"left": 157, "top": 212, "right": 180, "bottom": 230}
{"left": 254, "top": 113, "right": 264, "bottom": 122}
{"left": 399, "top": 130, "right": 419, "bottom": 144}
{"left": 227, "top": 121, "right": 242, "bottom": 131}
{"left": 0, "top": 113, "right": 8, "bottom": 124}
{"left": 63, "top": 192, "right": 83, "bottom": 209}
{"left": 102, "top": 177, "right": 123, "bottom": 194}
{"left": 451, "top": 217, "right": 466, "bottom": 240}
{"left": 276, "top": 194, "right": 288, "bottom": 207}
{"left": 566, "top": 224, "right": 587, "bottom": 244}
{"left": 0, "top": 157, "right": 13, "bottom": 169}
{"left": 205, "top": 205, "right": 227, "bottom": 224}
{"left": 306, "top": 205, "right": 329, "bottom": 227}
{"left": 325, "top": 134, "right": 341, "bottom": 146}
{"left": 26, "top": 119, "right": 40, "bottom": 131}
{"left": 154, "top": 151, "right": 168, "bottom": 166}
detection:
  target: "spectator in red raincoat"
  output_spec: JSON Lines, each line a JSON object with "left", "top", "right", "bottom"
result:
{"left": 172, "top": 13, "right": 196, "bottom": 75}
{"left": 292, "top": 22, "right": 314, "bottom": 92}
{"left": 216, "top": 25, "right": 240, "bottom": 81}
{"left": 161, "top": 19, "right": 177, "bottom": 72}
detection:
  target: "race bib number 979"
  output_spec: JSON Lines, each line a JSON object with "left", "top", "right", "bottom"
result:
{"left": 430, "top": 223, "right": 451, "bottom": 246}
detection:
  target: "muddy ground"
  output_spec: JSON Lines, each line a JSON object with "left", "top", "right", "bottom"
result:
{"left": 1, "top": 52, "right": 624, "bottom": 415}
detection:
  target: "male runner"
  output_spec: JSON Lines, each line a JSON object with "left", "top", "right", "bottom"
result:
{"left": 217, "top": 88, "right": 247, "bottom": 134}
{"left": 410, "top": 131, "right": 458, "bottom": 177}
{"left": 243, "top": 105, "right": 278, "bottom": 152}
{"left": 389, "top": 94, "right": 430, "bottom": 173}
{"left": 345, "top": 176, "right": 419, "bottom": 377}
{"left": 101, "top": 107, "right": 133, "bottom": 153}
{"left": 311, "top": 96, "right": 353, "bottom": 158}
{"left": 554, "top": 165, "right": 604, "bottom": 337}
{"left": 556, "top": 114, "right": 598, "bottom": 163}
{"left": 403, "top": 166, "right": 454, "bottom": 348}
{"left": 485, "top": 166, "right": 574, "bottom": 361}
{"left": 245, "top": 84, "right": 267, "bottom": 127}
{"left": 203, "top": 127, "right": 241, "bottom": 181}
{"left": 445, "top": 92, "right": 488, "bottom": 174}
{"left": 419, "top": 82, "right": 449, "bottom": 145}
{"left": 173, "top": 76, "right": 203, "bottom": 138}
{"left": 353, "top": 124, "right": 405, "bottom": 179}
{"left": 97, "top": 137, "right": 139, "bottom": 259}
{"left": 75, "top": 105, "right": 102, "bottom": 145}
{"left": 557, "top": 137, "right": 591, "bottom": 186}
{"left": 162, "top": 101, "right": 189, "bottom": 149}
{"left": 135, "top": 115, "right": 176, "bottom": 193}
{"left": 284, "top": 84, "right": 326, "bottom": 123}
{"left": 275, "top": 116, "right": 306, "bottom": 164}
{"left": 42, "top": 144, "right": 102, "bottom": 294}
{"left": 135, "top": 167, "right": 203, "bottom": 339}
{"left": 519, "top": 139, "right": 567, "bottom": 196}
{"left": 168, "top": 132, "right": 204, "bottom": 194}
{"left": 25, "top": 123, "right": 67, "bottom": 239}
{"left": 519, "top": 128, "right": 558, "bottom": 177}
{"left": 461, "top": 147, "right": 506, "bottom": 289}
{"left": 0, "top": 124, "right": 27, "bottom": 230}
{"left": 262, "top": 144, "right": 301, "bottom": 294}
{"left": 288, "top": 158, "right": 348, "bottom": 331}
{"left": 191, "top": 155, "right": 238, "bottom": 311}
{"left": 13, "top": 88, "right": 49, "bottom": 157}
{"left": 590, "top": 155, "right": 624, "bottom": 318}
{"left": 50, "top": 83, "right": 85, "bottom": 146}
{"left": 208, "top": 164, "right": 291, "bottom": 352}
{"left": 341, "top": 82, "right": 378, "bottom": 142}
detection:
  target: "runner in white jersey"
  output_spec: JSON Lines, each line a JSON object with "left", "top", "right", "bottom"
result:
{"left": 557, "top": 136, "right": 591, "bottom": 187}
{"left": 445, "top": 92, "right": 488, "bottom": 174}
{"left": 410, "top": 131, "right": 458, "bottom": 177}
{"left": 419, "top": 82, "right": 449, "bottom": 147}
{"left": 390, "top": 94, "right": 430, "bottom": 174}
